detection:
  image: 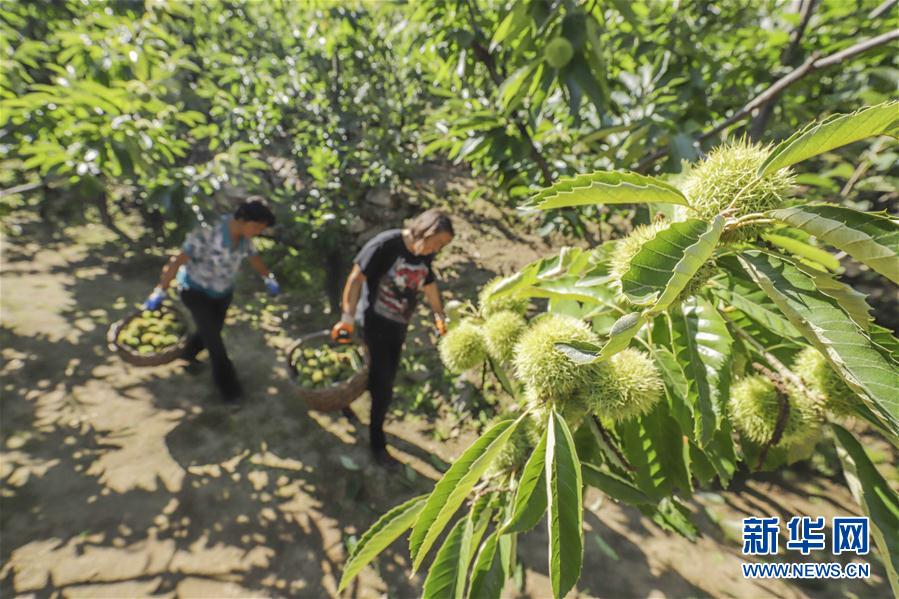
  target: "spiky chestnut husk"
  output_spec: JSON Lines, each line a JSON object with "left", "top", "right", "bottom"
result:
{"left": 513, "top": 314, "right": 602, "bottom": 403}
{"left": 609, "top": 221, "right": 667, "bottom": 282}
{"left": 729, "top": 375, "right": 821, "bottom": 447}
{"left": 792, "top": 347, "right": 856, "bottom": 417}
{"left": 683, "top": 138, "right": 795, "bottom": 221}
{"left": 479, "top": 277, "right": 529, "bottom": 318}
{"left": 679, "top": 260, "right": 718, "bottom": 299}
{"left": 489, "top": 415, "right": 541, "bottom": 475}
{"left": 439, "top": 320, "right": 487, "bottom": 373}
{"left": 483, "top": 310, "right": 528, "bottom": 363}
{"left": 587, "top": 348, "right": 665, "bottom": 422}
{"left": 544, "top": 37, "right": 574, "bottom": 69}
{"left": 524, "top": 387, "right": 591, "bottom": 433}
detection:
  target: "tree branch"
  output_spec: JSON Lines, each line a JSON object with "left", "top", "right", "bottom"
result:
{"left": 869, "top": 0, "right": 897, "bottom": 19}
{"left": 0, "top": 181, "right": 45, "bottom": 196}
{"left": 749, "top": 0, "right": 818, "bottom": 140}
{"left": 752, "top": 362, "right": 792, "bottom": 469}
{"left": 635, "top": 28, "right": 899, "bottom": 172}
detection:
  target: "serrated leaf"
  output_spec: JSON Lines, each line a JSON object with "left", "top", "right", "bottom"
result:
{"left": 653, "top": 347, "right": 689, "bottom": 401}
{"left": 670, "top": 297, "right": 733, "bottom": 446}
{"left": 501, "top": 425, "right": 548, "bottom": 535}
{"left": 422, "top": 517, "right": 468, "bottom": 599}
{"left": 671, "top": 298, "right": 733, "bottom": 446}
{"left": 763, "top": 233, "right": 840, "bottom": 271}
{"left": 581, "top": 463, "right": 652, "bottom": 505}
{"left": 644, "top": 496, "right": 699, "bottom": 540}
{"left": 795, "top": 261, "right": 872, "bottom": 332}
{"left": 712, "top": 283, "right": 802, "bottom": 340}
{"left": 586, "top": 416, "right": 631, "bottom": 473}
{"left": 485, "top": 259, "right": 544, "bottom": 300}
{"left": 488, "top": 355, "right": 517, "bottom": 398}
{"left": 832, "top": 424, "right": 899, "bottom": 596}
{"left": 738, "top": 251, "right": 899, "bottom": 439}
{"left": 526, "top": 170, "right": 688, "bottom": 211}
{"left": 449, "top": 496, "right": 493, "bottom": 599}
{"left": 538, "top": 246, "right": 593, "bottom": 280}
{"left": 759, "top": 102, "right": 899, "bottom": 175}
{"left": 527, "top": 277, "right": 619, "bottom": 306}
{"left": 870, "top": 323, "right": 899, "bottom": 365}
{"left": 769, "top": 204, "right": 899, "bottom": 284}
{"left": 595, "top": 312, "right": 650, "bottom": 362}
{"left": 410, "top": 417, "right": 522, "bottom": 571}
{"left": 546, "top": 409, "right": 583, "bottom": 599}
{"left": 338, "top": 494, "right": 426, "bottom": 591}
{"left": 617, "top": 402, "right": 692, "bottom": 499}
{"left": 621, "top": 217, "right": 723, "bottom": 310}
{"left": 498, "top": 64, "right": 534, "bottom": 113}
{"left": 554, "top": 339, "right": 603, "bottom": 365}
{"left": 468, "top": 532, "right": 504, "bottom": 599}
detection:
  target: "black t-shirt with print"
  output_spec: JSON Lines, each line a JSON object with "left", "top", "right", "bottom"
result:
{"left": 355, "top": 229, "right": 436, "bottom": 324}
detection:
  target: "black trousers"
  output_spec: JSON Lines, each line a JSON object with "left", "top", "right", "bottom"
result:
{"left": 180, "top": 287, "right": 242, "bottom": 401}
{"left": 363, "top": 311, "right": 407, "bottom": 452}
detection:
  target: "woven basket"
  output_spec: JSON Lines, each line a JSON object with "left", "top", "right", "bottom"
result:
{"left": 107, "top": 305, "right": 189, "bottom": 367}
{"left": 285, "top": 330, "right": 369, "bottom": 412}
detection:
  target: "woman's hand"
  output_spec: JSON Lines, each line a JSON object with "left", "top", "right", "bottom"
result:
{"left": 143, "top": 287, "right": 166, "bottom": 310}
{"left": 331, "top": 313, "right": 355, "bottom": 343}
{"left": 264, "top": 273, "right": 280, "bottom": 296}
{"left": 434, "top": 314, "right": 447, "bottom": 336}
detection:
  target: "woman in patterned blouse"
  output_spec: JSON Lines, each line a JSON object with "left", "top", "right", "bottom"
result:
{"left": 143, "top": 197, "right": 280, "bottom": 404}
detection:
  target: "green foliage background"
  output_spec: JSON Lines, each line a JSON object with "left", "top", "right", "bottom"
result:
{"left": 2, "top": 1, "right": 898, "bottom": 597}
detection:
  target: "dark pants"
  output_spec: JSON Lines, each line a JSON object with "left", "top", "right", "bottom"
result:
{"left": 363, "top": 311, "right": 407, "bottom": 452}
{"left": 180, "top": 287, "right": 242, "bottom": 401}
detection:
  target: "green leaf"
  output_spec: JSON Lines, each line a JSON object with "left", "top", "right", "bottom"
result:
{"left": 644, "top": 496, "right": 699, "bottom": 540}
{"left": 545, "top": 409, "right": 583, "bottom": 599}
{"left": 769, "top": 204, "right": 899, "bottom": 284}
{"left": 581, "top": 462, "right": 652, "bottom": 505}
{"left": 459, "top": 497, "right": 494, "bottom": 599}
{"left": 621, "top": 217, "right": 723, "bottom": 310}
{"left": 759, "top": 102, "right": 899, "bottom": 175}
{"left": 485, "top": 260, "right": 544, "bottom": 301}
{"left": 595, "top": 312, "right": 650, "bottom": 362}
{"left": 468, "top": 532, "right": 505, "bottom": 599}
{"left": 526, "top": 170, "right": 688, "bottom": 211}
{"left": 617, "top": 402, "right": 692, "bottom": 499}
{"left": 554, "top": 339, "right": 603, "bottom": 365}
{"left": 410, "top": 417, "right": 522, "bottom": 571}
{"left": 762, "top": 233, "right": 840, "bottom": 271}
{"left": 870, "top": 323, "right": 899, "bottom": 365}
{"left": 712, "top": 282, "right": 802, "bottom": 340}
{"left": 670, "top": 297, "right": 733, "bottom": 446}
{"left": 738, "top": 251, "right": 899, "bottom": 439}
{"left": 338, "top": 494, "right": 426, "bottom": 591}
{"left": 526, "top": 276, "right": 619, "bottom": 306}
{"left": 586, "top": 416, "right": 631, "bottom": 473}
{"left": 832, "top": 424, "right": 899, "bottom": 596}
{"left": 422, "top": 517, "right": 468, "bottom": 599}
{"left": 487, "top": 356, "right": 517, "bottom": 398}
{"left": 795, "top": 261, "right": 872, "bottom": 332}
{"left": 498, "top": 64, "right": 535, "bottom": 113}
{"left": 501, "top": 425, "right": 548, "bottom": 534}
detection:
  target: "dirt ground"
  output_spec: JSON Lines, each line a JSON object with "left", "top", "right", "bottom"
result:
{"left": 1, "top": 207, "right": 895, "bottom": 598}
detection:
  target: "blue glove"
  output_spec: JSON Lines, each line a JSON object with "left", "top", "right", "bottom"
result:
{"left": 264, "top": 274, "right": 280, "bottom": 296}
{"left": 143, "top": 286, "right": 166, "bottom": 310}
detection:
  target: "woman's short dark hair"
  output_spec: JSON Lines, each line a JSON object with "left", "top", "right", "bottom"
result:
{"left": 409, "top": 208, "right": 453, "bottom": 241}
{"left": 234, "top": 196, "right": 276, "bottom": 226}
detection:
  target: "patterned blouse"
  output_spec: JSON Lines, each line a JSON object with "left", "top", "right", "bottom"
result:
{"left": 177, "top": 215, "right": 257, "bottom": 297}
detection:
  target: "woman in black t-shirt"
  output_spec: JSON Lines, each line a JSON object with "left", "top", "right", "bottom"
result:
{"left": 331, "top": 209, "right": 454, "bottom": 468}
